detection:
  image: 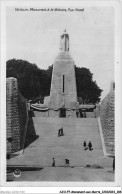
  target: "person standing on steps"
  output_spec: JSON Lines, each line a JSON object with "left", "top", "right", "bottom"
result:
{"left": 83, "top": 141, "right": 86, "bottom": 150}
{"left": 52, "top": 158, "right": 55, "bottom": 167}
{"left": 88, "top": 141, "right": 93, "bottom": 151}
{"left": 65, "top": 159, "right": 69, "bottom": 167}
{"left": 61, "top": 127, "right": 64, "bottom": 136}
{"left": 58, "top": 128, "right": 64, "bottom": 137}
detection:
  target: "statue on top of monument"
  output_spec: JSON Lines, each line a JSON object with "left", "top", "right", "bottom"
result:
{"left": 60, "top": 29, "right": 69, "bottom": 52}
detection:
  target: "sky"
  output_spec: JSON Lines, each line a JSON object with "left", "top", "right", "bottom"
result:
{"left": 6, "top": 6, "right": 114, "bottom": 100}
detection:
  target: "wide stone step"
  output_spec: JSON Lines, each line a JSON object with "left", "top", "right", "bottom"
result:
{"left": 33, "top": 117, "right": 98, "bottom": 125}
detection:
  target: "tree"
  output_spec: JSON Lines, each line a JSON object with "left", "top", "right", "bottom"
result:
{"left": 6, "top": 59, "right": 48, "bottom": 99}
{"left": 75, "top": 66, "right": 102, "bottom": 104}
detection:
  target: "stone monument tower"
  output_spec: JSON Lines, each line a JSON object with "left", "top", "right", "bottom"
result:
{"left": 49, "top": 30, "right": 78, "bottom": 117}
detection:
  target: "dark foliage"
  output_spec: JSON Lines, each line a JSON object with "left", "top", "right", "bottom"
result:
{"left": 6, "top": 59, "right": 102, "bottom": 103}
{"left": 75, "top": 66, "right": 102, "bottom": 104}
{"left": 6, "top": 59, "right": 52, "bottom": 100}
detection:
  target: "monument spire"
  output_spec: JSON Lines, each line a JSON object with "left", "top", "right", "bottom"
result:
{"left": 60, "top": 29, "right": 69, "bottom": 52}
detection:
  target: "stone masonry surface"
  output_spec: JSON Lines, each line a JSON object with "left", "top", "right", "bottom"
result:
{"left": 100, "top": 91, "right": 115, "bottom": 155}
{"left": 49, "top": 52, "right": 77, "bottom": 109}
{"left": 6, "top": 77, "right": 27, "bottom": 154}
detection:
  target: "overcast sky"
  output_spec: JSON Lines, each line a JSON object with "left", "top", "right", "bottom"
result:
{"left": 6, "top": 7, "right": 114, "bottom": 100}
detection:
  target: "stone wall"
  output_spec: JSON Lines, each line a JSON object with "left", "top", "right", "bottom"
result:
{"left": 6, "top": 77, "right": 27, "bottom": 154}
{"left": 99, "top": 90, "right": 115, "bottom": 155}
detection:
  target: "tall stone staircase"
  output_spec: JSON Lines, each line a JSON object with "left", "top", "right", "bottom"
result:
{"left": 8, "top": 117, "right": 106, "bottom": 167}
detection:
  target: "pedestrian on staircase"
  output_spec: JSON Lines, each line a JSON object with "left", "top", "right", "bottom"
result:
{"left": 65, "top": 159, "right": 69, "bottom": 167}
{"left": 88, "top": 141, "right": 93, "bottom": 151}
{"left": 61, "top": 127, "right": 64, "bottom": 136}
{"left": 83, "top": 141, "right": 86, "bottom": 148}
{"left": 52, "top": 158, "right": 55, "bottom": 167}
{"left": 83, "top": 141, "right": 88, "bottom": 150}
{"left": 58, "top": 128, "right": 64, "bottom": 137}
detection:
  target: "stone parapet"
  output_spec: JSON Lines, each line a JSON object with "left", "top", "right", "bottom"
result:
{"left": 6, "top": 77, "right": 27, "bottom": 154}
{"left": 99, "top": 91, "right": 115, "bottom": 155}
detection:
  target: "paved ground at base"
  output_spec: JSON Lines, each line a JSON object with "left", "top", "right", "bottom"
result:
{"left": 7, "top": 167, "right": 114, "bottom": 182}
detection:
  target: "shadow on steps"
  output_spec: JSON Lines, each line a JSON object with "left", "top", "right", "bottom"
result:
{"left": 24, "top": 116, "right": 39, "bottom": 149}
